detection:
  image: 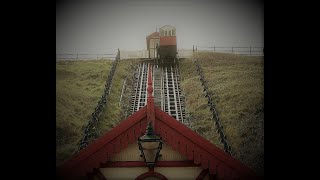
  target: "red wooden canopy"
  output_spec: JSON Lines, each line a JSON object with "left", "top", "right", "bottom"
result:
{"left": 57, "top": 66, "right": 259, "bottom": 179}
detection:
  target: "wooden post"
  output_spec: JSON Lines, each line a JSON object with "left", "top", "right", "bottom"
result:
{"left": 147, "top": 64, "right": 155, "bottom": 128}
{"left": 117, "top": 48, "right": 120, "bottom": 60}
{"left": 250, "top": 46, "right": 251, "bottom": 55}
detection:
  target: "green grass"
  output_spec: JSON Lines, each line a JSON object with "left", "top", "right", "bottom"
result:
{"left": 56, "top": 59, "right": 113, "bottom": 165}
{"left": 180, "top": 52, "right": 264, "bottom": 176}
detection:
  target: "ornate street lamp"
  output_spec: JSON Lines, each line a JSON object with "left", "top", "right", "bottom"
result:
{"left": 138, "top": 122, "right": 162, "bottom": 169}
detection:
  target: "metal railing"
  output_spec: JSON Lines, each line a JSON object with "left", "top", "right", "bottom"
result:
{"left": 193, "top": 59, "right": 232, "bottom": 155}
{"left": 193, "top": 45, "right": 264, "bottom": 56}
{"left": 78, "top": 50, "right": 120, "bottom": 151}
{"left": 56, "top": 53, "right": 117, "bottom": 60}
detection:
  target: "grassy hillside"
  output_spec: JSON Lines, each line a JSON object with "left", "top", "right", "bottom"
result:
{"left": 56, "top": 55, "right": 264, "bottom": 176}
{"left": 180, "top": 52, "right": 264, "bottom": 176}
{"left": 56, "top": 59, "right": 113, "bottom": 165}
{"left": 56, "top": 58, "right": 141, "bottom": 165}
{"left": 178, "top": 60, "right": 224, "bottom": 150}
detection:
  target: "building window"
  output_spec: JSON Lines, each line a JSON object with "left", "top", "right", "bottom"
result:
{"left": 164, "top": 30, "right": 167, "bottom": 36}
{"left": 169, "top": 30, "right": 172, "bottom": 36}
{"left": 172, "top": 29, "right": 176, "bottom": 36}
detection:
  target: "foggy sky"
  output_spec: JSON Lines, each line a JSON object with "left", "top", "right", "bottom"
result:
{"left": 56, "top": 0, "right": 263, "bottom": 54}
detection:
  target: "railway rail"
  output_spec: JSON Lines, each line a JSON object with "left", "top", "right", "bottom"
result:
{"left": 130, "top": 62, "right": 188, "bottom": 126}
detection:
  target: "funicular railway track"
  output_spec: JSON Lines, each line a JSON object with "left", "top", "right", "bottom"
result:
{"left": 130, "top": 62, "right": 188, "bottom": 126}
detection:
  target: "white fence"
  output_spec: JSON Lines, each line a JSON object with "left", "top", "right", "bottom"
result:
{"left": 119, "top": 50, "right": 149, "bottom": 59}
{"left": 56, "top": 53, "right": 117, "bottom": 60}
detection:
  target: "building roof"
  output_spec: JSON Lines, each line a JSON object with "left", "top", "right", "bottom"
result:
{"left": 159, "top": 25, "right": 176, "bottom": 29}
{"left": 57, "top": 67, "right": 258, "bottom": 180}
{"left": 146, "top": 32, "right": 159, "bottom": 39}
{"left": 160, "top": 36, "right": 177, "bottom": 46}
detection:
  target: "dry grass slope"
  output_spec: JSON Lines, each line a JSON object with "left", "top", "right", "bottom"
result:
{"left": 56, "top": 58, "right": 141, "bottom": 166}
{"left": 56, "top": 59, "right": 113, "bottom": 165}
{"left": 181, "top": 52, "right": 264, "bottom": 176}
{"left": 179, "top": 59, "right": 224, "bottom": 150}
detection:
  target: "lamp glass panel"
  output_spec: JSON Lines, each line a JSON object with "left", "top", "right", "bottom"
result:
{"left": 141, "top": 141, "right": 160, "bottom": 150}
{"left": 144, "top": 148, "right": 158, "bottom": 163}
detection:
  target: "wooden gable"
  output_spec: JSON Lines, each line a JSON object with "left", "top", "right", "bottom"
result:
{"left": 146, "top": 32, "right": 159, "bottom": 39}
